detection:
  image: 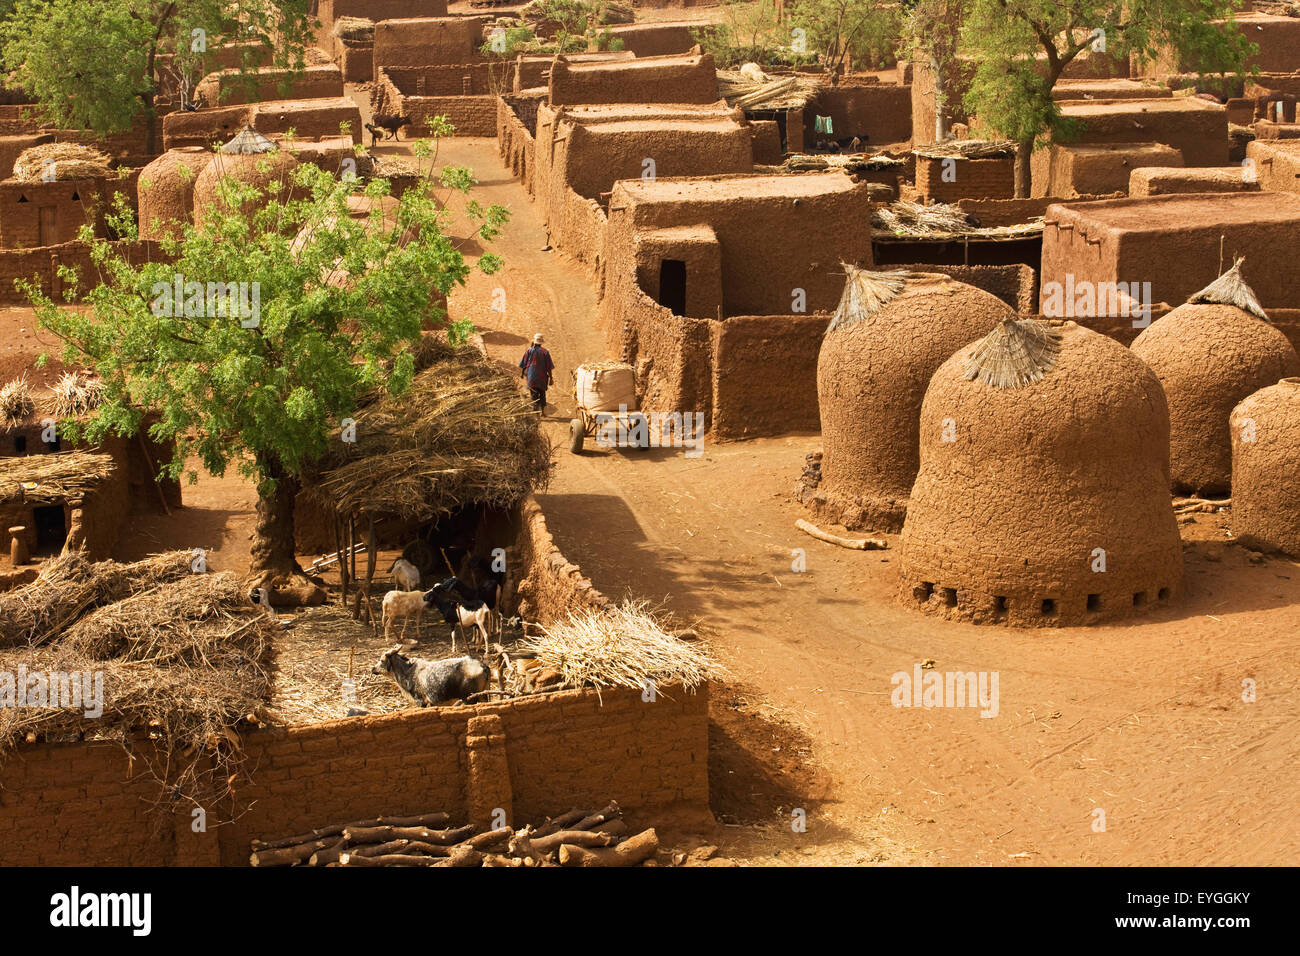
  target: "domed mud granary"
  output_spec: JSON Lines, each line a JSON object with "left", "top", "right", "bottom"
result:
{"left": 192, "top": 126, "right": 299, "bottom": 230}
{"left": 898, "top": 318, "right": 1183, "bottom": 627}
{"left": 809, "top": 267, "right": 1014, "bottom": 532}
{"left": 1130, "top": 258, "right": 1300, "bottom": 495}
{"left": 1230, "top": 377, "right": 1300, "bottom": 557}
{"left": 137, "top": 147, "right": 214, "bottom": 241}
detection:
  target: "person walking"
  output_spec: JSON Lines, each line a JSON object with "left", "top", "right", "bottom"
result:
{"left": 519, "top": 332, "right": 554, "bottom": 414}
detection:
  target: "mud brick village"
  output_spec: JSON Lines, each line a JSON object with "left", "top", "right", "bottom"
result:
{"left": 0, "top": 0, "right": 1295, "bottom": 872}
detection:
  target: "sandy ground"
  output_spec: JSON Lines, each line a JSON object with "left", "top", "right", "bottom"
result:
{"left": 99, "top": 126, "right": 1300, "bottom": 867}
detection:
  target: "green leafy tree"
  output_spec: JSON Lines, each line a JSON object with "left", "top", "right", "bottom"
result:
{"left": 905, "top": 0, "right": 969, "bottom": 142}
{"left": 0, "top": 0, "right": 314, "bottom": 154}
{"left": 789, "top": 0, "right": 901, "bottom": 75}
{"left": 26, "top": 127, "right": 509, "bottom": 587}
{"left": 961, "top": 0, "right": 1256, "bottom": 196}
{"left": 693, "top": 0, "right": 799, "bottom": 68}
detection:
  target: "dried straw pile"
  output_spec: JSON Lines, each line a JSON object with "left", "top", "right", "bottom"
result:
{"left": 782, "top": 153, "right": 905, "bottom": 173}
{"left": 717, "top": 70, "right": 822, "bottom": 111}
{"left": 0, "top": 374, "right": 34, "bottom": 427}
{"left": 12, "top": 143, "right": 112, "bottom": 182}
{"left": 51, "top": 370, "right": 105, "bottom": 418}
{"left": 304, "top": 337, "right": 552, "bottom": 522}
{"left": 963, "top": 317, "right": 1064, "bottom": 388}
{"left": 333, "top": 16, "right": 375, "bottom": 41}
{"left": 872, "top": 200, "right": 1044, "bottom": 240}
{"left": 1188, "top": 256, "right": 1268, "bottom": 320}
{"left": 0, "top": 549, "right": 191, "bottom": 649}
{"left": 0, "top": 567, "right": 275, "bottom": 806}
{"left": 827, "top": 264, "right": 922, "bottom": 332}
{"left": 523, "top": 601, "right": 713, "bottom": 698}
{"left": 0, "top": 450, "right": 115, "bottom": 510}
{"left": 913, "top": 139, "right": 1017, "bottom": 160}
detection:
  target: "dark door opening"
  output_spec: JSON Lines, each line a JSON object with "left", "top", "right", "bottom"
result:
{"left": 32, "top": 505, "right": 67, "bottom": 555}
{"left": 657, "top": 259, "right": 686, "bottom": 317}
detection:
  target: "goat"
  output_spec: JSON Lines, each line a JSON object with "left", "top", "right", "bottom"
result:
{"left": 364, "top": 122, "right": 386, "bottom": 148}
{"left": 370, "top": 113, "right": 412, "bottom": 141}
{"left": 424, "top": 584, "right": 491, "bottom": 653}
{"left": 388, "top": 557, "right": 421, "bottom": 592}
{"left": 372, "top": 644, "right": 489, "bottom": 707}
{"left": 381, "top": 588, "right": 432, "bottom": 640}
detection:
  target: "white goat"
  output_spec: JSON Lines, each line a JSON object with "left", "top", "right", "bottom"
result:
{"left": 381, "top": 589, "right": 430, "bottom": 640}
{"left": 451, "top": 603, "right": 492, "bottom": 654}
{"left": 389, "top": 557, "right": 421, "bottom": 591}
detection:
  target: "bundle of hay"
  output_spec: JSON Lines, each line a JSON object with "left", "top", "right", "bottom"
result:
{"left": 333, "top": 16, "right": 374, "bottom": 41}
{"left": 716, "top": 70, "right": 822, "bottom": 111}
{"left": 12, "top": 142, "right": 111, "bottom": 182}
{"left": 962, "top": 317, "right": 1064, "bottom": 388}
{"left": 1188, "top": 256, "right": 1267, "bottom": 320}
{"left": 0, "top": 549, "right": 194, "bottom": 649}
{"left": 782, "top": 153, "right": 905, "bottom": 173}
{"left": 872, "top": 200, "right": 1043, "bottom": 239}
{"left": 913, "top": 139, "right": 1017, "bottom": 160}
{"left": 523, "top": 601, "right": 713, "bottom": 697}
{"left": 50, "top": 370, "right": 105, "bottom": 418}
{"left": 304, "top": 337, "right": 552, "bottom": 522}
{"left": 0, "top": 374, "right": 34, "bottom": 427}
{"left": 827, "top": 265, "right": 922, "bottom": 332}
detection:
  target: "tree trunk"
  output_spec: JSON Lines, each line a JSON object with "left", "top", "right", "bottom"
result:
{"left": 248, "top": 456, "right": 303, "bottom": 586}
{"left": 1014, "top": 140, "right": 1033, "bottom": 199}
{"left": 932, "top": 55, "right": 949, "bottom": 143}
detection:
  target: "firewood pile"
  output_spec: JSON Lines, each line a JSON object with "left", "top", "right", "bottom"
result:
{"left": 249, "top": 802, "right": 665, "bottom": 868}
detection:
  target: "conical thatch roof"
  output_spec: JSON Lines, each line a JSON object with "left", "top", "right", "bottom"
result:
{"left": 963, "top": 317, "right": 1064, "bottom": 388}
{"left": 220, "top": 124, "right": 277, "bottom": 155}
{"left": 1187, "top": 256, "right": 1268, "bottom": 321}
{"left": 827, "top": 265, "right": 924, "bottom": 332}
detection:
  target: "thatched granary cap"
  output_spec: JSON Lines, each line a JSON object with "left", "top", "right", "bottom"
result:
{"left": 813, "top": 270, "right": 1014, "bottom": 533}
{"left": 301, "top": 337, "right": 552, "bottom": 522}
{"left": 221, "top": 124, "right": 277, "bottom": 155}
{"left": 137, "top": 147, "right": 214, "bottom": 241}
{"left": 1131, "top": 258, "right": 1300, "bottom": 495}
{"left": 962, "top": 317, "right": 1063, "bottom": 388}
{"left": 0, "top": 450, "right": 116, "bottom": 506}
{"left": 11, "top": 142, "right": 112, "bottom": 181}
{"left": 1230, "top": 376, "right": 1300, "bottom": 557}
{"left": 898, "top": 320, "right": 1183, "bottom": 626}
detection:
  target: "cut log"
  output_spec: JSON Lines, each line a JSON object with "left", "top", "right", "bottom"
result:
{"left": 796, "top": 518, "right": 887, "bottom": 550}
{"left": 250, "top": 837, "right": 335, "bottom": 867}
{"left": 340, "top": 853, "right": 444, "bottom": 867}
{"left": 307, "top": 838, "right": 347, "bottom": 866}
{"left": 572, "top": 801, "right": 622, "bottom": 831}
{"left": 432, "top": 846, "right": 483, "bottom": 868}
{"left": 342, "top": 824, "right": 474, "bottom": 845}
{"left": 528, "top": 829, "right": 619, "bottom": 854}
{"left": 482, "top": 853, "right": 524, "bottom": 867}
{"left": 466, "top": 827, "right": 512, "bottom": 850}
{"left": 559, "top": 828, "right": 659, "bottom": 867}
{"left": 531, "top": 808, "right": 588, "bottom": 838}
{"left": 251, "top": 812, "right": 450, "bottom": 851}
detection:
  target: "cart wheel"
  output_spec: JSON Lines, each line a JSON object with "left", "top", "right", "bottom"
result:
{"left": 569, "top": 419, "right": 584, "bottom": 454}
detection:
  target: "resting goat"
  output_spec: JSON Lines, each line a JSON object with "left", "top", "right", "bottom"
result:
{"left": 388, "top": 557, "right": 421, "bottom": 592}
{"left": 372, "top": 644, "right": 489, "bottom": 707}
{"left": 424, "top": 584, "right": 491, "bottom": 653}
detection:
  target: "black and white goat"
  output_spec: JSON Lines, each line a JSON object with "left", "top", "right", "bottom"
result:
{"left": 424, "top": 583, "right": 491, "bottom": 653}
{"left": 372, "top": 643, "right": 489, "bottom": 707}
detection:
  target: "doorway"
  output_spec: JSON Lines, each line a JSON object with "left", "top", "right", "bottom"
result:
{"left": 657, "top": 259, "right": 686, "bottom": 317}
{"left": 32, "top": 505, "right": 67, "bottom": 555}
{"left": 38, "top": 206, "right": 57, "bottom": 246}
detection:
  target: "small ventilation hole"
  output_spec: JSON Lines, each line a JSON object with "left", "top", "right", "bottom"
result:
{"left": 994, "top": 596, "right": 1007, "bottom": 613}
{"left": 1157, "top": 587, "right": 1170, "bottom": 601}
{"left": 914, "top": 582, "right": 934, "bottom": 602}
{"left": 941, "top": 587, "right": 957, "bottom": 607}
{"left": 1041, "top": 598, "right": 1057, "bottom": 616}
{"left": 1087, "top": 594, "right": 1101, "bottom": 612}
{"left": 1133, "top": 591, "right": 1147, "bottom": 607}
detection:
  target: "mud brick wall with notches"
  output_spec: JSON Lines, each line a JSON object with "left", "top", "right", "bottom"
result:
{"left": 376, "top": 69, "right": 499, "bottom": 137}
{"left": 1247, "top": 139, "right": 1300, "bottom": 194}
{"left": 381, "top": 64, "right": 500, "bottom": 97}
{"left": 915, "top": 154, "right": 1015, "bottom": 202}
{"left": 0, "top": 682, "right": 710, "bottom": 865}
{"left": 497, "top": 95, "right": 538, "bottom": 194}
{"left": 807, "top": 82, "right": 911, "bottom": 146}
{"left": 1040, "top": 193, "right": 1300, "bottom": 314}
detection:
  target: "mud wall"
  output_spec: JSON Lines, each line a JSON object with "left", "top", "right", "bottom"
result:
{"left": 0, "top": 239, "right": 165, "bottom": 305}
{"left": 915, "top": 154, "right": 1015, "bottom": 202}
{"left": 807, "top": 82, "right": 911, "bottom": 146}
{"left": 0, "top": 178, "right": 115, "bottom": 249}
{"left": 548, "top": 53, "right": 718, "bottom": 106}
{"left": 513, "top": 495, "right": 611, "bottom": 621}
{"left": 497, "top": 95, "right": 537, "bottom": 194}
{"left": 711, "top": 313, "right": 828, "bottom": 439}
{"left": 373, "top": 16, "right": 487, "bottom": 69}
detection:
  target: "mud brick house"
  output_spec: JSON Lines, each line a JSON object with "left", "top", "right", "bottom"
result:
{"left": 1031, "top": 142, "right": 1183, "bottom": 198}
{"left": 0, "top": 177, "right": 116, "bottom": 248}
{"left": 1129, "top": 165, "right": 1261, "bottom": 197}
{"left": 195, "top": 64, "right": 345, "bottom": 108}
{"left": 314, "top": 0, "right": 449, "bottom": 49}
{"left": 514, "top": 51, "right": 635, "bottom": 93}
{"left": 372, "top": 15, "right": 486, "bottom": 70}
{"left": 1052, "top": 98, "right": 1228, "bottom": 167}
{"left": 532, "top": 102, "right": 755, "bottom": 254}
{"left": 598, "top": 171, "right": 873, "bottom": 437}
{"left": 1247, "top": 139, "right": 1300, "bottom": 194}
{"left": 1152, "top": 12, "right": 1300, "bottom": 74}
{"left": 162, "top": 97, "right": 363, "bottom": 150}
{"left": 548, "top": 51, "right": 719, "bottom": 107}
{"left": 1040, "top": 192, "right": 1300, "bottom": 320}
{"left": 807, "top": 76, "right": 912, "bottom": 148}
{"left": 603, "top": 21, "right": 700, "bottom": 58}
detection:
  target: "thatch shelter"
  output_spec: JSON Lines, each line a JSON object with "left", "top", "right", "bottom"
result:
{"left": 10, "top": 142, "right": 111, "bottom": 182}
{"left": 0, "top": 451, "right": 123, "bottom": 561}
{"left": 193, "top": 126, "right": 299, "bottom": 228}
{"left": 137, "top": 147, "right": 214, "bottom": 241}
{"left": 296, "top": 336, "right": 552, "bottom": 614}
{"left": 898, "top": 319, "right": 1183, "bottom": 626}
{"left": 1230, "top": 377, "right": 1300, "bottom": 557}
{"left": 810, "top": 267, "right": 1013, "bottom": 532}
{"left": 1131, "top": 259, "right": 1300, "bottom": 494}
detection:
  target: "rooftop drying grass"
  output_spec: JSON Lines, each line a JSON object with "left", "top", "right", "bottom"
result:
{"left": 12, "top": 143, "right": 112, "bottom": 182}
{"left": 0, "top": 374, "right": 34, "bottom": 427}
{"left": 0, "top": 450, "right": 116, "bottom": 510}
{"left": 827, "top": 264, "right": 925, "bottom": 332}
{"left": 1188, "top": 256, "right": 1269, "bottom": 321}
{"left": 872, "top": 200, "right": 1044, "bottom": 240}
{"left": 50, "top": 370, "right": 106, "bottom": 418}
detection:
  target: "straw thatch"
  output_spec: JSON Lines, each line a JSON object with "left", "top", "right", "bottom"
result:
{"left": 827, "top": 264, "right": 925, "bottom": 332}
{"left": 303, "top": 337, "right": 552, "bottom": 522}
{"left": 913, "top": 139, "right": 1017, "bottom": 160}
{"left": 220, "top": 124, "right": 277, "bottom": 155}
{"left": 523, "top": 601, "right": 713, "bottom": 698}
{"left": 962, "top": 317, "right": 1064, "bottom": 388}
{"left": 1187, "top": 256, "right": 1268, "bottom": 321}
{"left": 50, "top": 370, "right": 105, "bottom": 418}
{"left": 872, "top": 200, "right": 1044, "bottom": 240}
{"left": 0, "top": 374, "right": 34, "bottom": 427}
{"left": 11, "top": 142, "right": 112, "bottom": 182}
{"left": 781, "top": 153, "right": 905, "bottom": 173}
{"left": 717, "top": 69, "right": 823, "bottom": 111}
{"left": 0, "top": 567, "right": 275, "bottom": 809}
{"left": 0, "top": 450, "right": 115, "bottom": 510}
{"left": 0, "top": 549, "right": 193, "bottom": 649}
{"left": 333, "top": 16, "right": 375, "bottom": 41}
